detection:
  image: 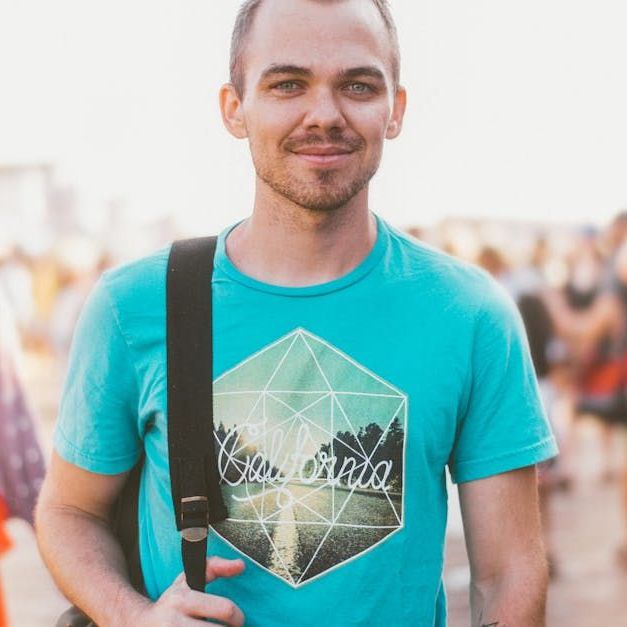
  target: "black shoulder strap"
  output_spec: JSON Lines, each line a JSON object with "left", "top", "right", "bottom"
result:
{"left": 166, "top": 236, "right": 228, "bottom": 592}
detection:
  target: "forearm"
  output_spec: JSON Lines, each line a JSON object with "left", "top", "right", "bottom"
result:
{"left": 469, "top": 562, "right": 548, "bottom": 627}
{"left": 35, "top": 502, "right": 151, "bottom": 626}
{"left": 544, "top": 290, "right": 614, "bottom": 347}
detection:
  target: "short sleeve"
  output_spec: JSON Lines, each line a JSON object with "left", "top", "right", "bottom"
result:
{"left": 54, "top": 276, "right": 142, "bottom": 474}
{"left": 448, "top": 284, "right": 558, "bottom": 484}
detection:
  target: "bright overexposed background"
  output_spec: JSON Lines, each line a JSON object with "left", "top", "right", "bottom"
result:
{"left": 1, "top": 0, "right": 626, "bottom": 242}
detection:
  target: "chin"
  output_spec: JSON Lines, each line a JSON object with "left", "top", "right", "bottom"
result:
{"left": 295, "top": 199, "right": 351, "bottom": 213}
{"left": 258, "top": 167, "right": 376, "bottom": 213}
{"left": 284, "top": 185, "right": 365, "bottom": 213}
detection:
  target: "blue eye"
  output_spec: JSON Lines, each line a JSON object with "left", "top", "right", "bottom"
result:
{"left": 346, "top": 82, "right": 373, "bottom": 94}
{"left": 273, "top": 81, "right": 301, "bottom": 91}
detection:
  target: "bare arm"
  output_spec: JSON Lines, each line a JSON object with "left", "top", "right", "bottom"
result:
{"left": 458, "top": 466, "right": 548, "bottom": 627}
{"left": 544, "top": 290, "right": 620, "bottom": 356}
{"left": 36, "top": 451, "right": 245, "bottom": 626}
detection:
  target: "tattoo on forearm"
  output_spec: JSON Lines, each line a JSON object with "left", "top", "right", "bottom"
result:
{"left": 478, "top": 608, "right": 507, "bottom": 626}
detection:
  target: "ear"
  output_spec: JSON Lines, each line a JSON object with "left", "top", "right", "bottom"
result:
{"left": 386, "top": 85, "right": 407, "bottom": 140}
{"left": 220, "top": 83, "right": 248, "bottom": 139}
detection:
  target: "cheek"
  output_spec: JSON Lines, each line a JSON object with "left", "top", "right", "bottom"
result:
{"left": 245, "top": 104, "right": 302, "bottom": 143}
{"left": 348, "top": 107, "right": 393, "bottom": 143}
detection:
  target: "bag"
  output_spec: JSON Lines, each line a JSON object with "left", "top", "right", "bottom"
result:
{"left": 577, "top": 350, "right": 627, "bottom": 425}
{"left": 56, "top": 237, "right": 228, "bottom": 626}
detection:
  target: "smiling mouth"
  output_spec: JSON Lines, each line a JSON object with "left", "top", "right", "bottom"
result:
{"left": 290, "top": 146, "right": 355, "bottom": 166}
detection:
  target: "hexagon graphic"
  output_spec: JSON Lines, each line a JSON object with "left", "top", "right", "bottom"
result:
{"left": 211, "top": 328, "right": 406, "bottom": 587}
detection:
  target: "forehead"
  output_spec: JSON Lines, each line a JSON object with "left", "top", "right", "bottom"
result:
{"left": 243, "top": 0, "right": 394, "bottom": 85}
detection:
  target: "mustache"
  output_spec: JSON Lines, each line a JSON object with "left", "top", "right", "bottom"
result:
{"left": 283, "top": 134, "right": 365, "bottom": 152}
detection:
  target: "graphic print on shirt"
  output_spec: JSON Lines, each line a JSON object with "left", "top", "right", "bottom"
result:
{"left": 211, "top": 328, "right": 406, "bottom": 588}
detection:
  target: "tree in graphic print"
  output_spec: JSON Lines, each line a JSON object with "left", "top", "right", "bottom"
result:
{"left": 310, "top": 418, "right": 403, "bottom": 493}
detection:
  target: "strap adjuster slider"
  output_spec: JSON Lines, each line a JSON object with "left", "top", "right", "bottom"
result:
{"left": 180, "top": 496, "right": 209, "bottom": 542}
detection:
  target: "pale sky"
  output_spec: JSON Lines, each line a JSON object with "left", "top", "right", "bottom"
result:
{"left": 1, "top": 0, "right": 626, "bottom": 235}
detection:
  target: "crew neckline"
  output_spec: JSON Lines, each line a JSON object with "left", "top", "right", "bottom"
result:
{"left": 215, "top": 212, "right": 388, "bottom": 297}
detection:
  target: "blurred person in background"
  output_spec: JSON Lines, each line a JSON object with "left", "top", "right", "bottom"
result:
{"left": 562, "top": 226, "right": 603, "bottom": 314}
{"left": 0, "top": 247, "right": 35, "bottom": 343}
{"left": 0, "top": 500, "right": 8, "bottom": 627}
{"left": 404, "top": 225, "right": 423, "bottom": 241}
{"left": 561, "top": 226, "right": 616, "bottom": 478}
{"left": 46, "top": 255, "right": 107, "bottom": 363}
{"left": 478, "top": 238, "right": 570, "bottom": 576}
{"left": 476, "top": 245, "right": 508, "bottom": 283}
{"left": 0, "top": 290, "right": 46, "bottom": 625}
{"left": 546, "top": 212, "right": 627, "bottom": 569}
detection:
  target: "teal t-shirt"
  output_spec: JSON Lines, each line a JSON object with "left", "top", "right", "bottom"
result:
{"left": 55, "top": 214, "right": 557, "bottom": 626}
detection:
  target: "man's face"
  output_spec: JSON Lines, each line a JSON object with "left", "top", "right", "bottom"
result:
{"left": 223, "top": 0, "right": 406, "bottom": 212}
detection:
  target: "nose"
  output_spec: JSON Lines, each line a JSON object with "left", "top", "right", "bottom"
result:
{"left": 302, "top": 87, "right": 347, "bottom": 133}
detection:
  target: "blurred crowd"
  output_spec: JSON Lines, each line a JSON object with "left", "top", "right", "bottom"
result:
{"left": 1, "top": 213, "right": 627, "bottom": 622}
{"left": 425, "top": 213, "right": 627, "bottom": 577}
{"left": 0, "top": 244, "right": 111, "bottom": 362}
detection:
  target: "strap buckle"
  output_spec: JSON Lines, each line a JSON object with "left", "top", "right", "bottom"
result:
{"left": 180, "top": 496, "right": 209, "bottom": 542}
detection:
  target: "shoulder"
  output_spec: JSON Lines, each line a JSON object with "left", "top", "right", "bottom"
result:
{"left": 99, "top": 245, "right": 171, "bottom": 319}
{"left": 382, "top": 220, "right": 515, "bottom": 320}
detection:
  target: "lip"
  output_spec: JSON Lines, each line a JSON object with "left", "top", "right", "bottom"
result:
{"left": 290, "top": 146, "right": 354, "bottom": 166}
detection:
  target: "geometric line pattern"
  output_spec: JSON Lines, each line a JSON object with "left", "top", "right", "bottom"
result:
{"left": 211, "top": 328, "right": 407, "bottom": 587}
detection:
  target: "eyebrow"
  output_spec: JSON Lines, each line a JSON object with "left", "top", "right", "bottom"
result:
{"left": 337, "top": 66, "right": 387, "bottom": 83}
{"left": 260, "top": 64, "right": 314, "bottom": 81}
{"left": 259, "top": 64, "right": 386, "bottom": 84}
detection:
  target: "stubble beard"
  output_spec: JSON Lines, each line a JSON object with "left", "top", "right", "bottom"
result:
{"left": 253, "top": 148, "right": 381, "bottom": 213}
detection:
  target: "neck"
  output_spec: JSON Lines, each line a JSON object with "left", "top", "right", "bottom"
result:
{"left": 225, "top": 179, "right": 377, "bottom": 287}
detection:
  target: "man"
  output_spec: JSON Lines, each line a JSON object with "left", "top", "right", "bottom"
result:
{"left": 36, "top": 1, "right": 558, "bottom": 625}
